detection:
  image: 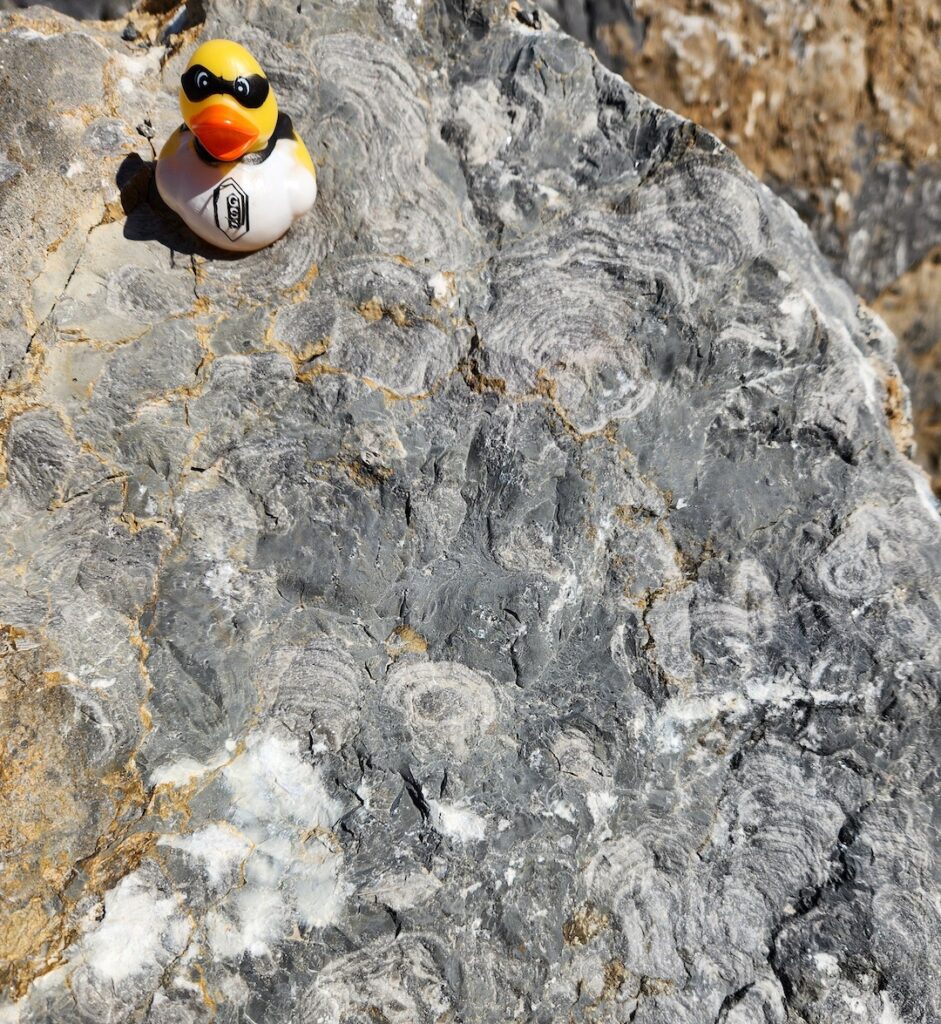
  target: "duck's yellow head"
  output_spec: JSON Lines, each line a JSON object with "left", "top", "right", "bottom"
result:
{"left": 179, "top": 40, "right": 278, "bottom": 162}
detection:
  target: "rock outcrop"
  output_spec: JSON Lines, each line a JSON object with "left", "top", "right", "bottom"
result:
{"left": 0, "top": 0, "right": 132, "bottom": 18}
{"left": 542, "top": 0, "right": 941, "bottom": 493}
{"left": 0, "top": 2, "right": 939, "bottom": 1023}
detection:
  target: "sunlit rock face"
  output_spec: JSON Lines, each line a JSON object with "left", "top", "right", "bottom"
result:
{"left": 0, "top": 0, "right": 133, "bottom": 17}
{"left": 0, "top": 2, "right": 939, "bottom": 1023}
{"left": 541, "top": 0, "right": 941, "bottom": 493}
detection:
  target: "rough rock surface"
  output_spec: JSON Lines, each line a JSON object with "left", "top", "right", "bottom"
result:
{"left": 0, "top": 2, "right": 939, "bottom": 1023}
{"left": 873, "top": 253, "right": 941, "bottom": 489}
{"left": 0, "top": 0, "right": 133, "bottom": 19}
{"left": 541, "top": 0, "right": 941, "bottom": 492}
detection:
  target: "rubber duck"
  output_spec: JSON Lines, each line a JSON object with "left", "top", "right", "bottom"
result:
{"left": 155, "top": 40, "right": 317, "bottom": 252}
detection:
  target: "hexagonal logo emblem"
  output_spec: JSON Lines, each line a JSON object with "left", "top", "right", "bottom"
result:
{"left": 213, "top": 177, "right": 250, "bottom": 243}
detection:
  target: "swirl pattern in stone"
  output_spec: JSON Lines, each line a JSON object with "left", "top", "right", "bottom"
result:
{"left": 0, "top": 1, "right": 938, "bottom": 1022}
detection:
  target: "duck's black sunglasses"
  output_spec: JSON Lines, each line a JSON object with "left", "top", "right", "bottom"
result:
{"left": 181, "top": 65, "right": 270, "bottom": 109}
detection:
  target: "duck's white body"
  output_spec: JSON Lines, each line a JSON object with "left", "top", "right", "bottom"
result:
{"left": 156, "top": 128, "right": 317, "bottom": 252}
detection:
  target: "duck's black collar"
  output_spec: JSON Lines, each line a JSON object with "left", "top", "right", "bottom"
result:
{"left": 182, "top": 111, "right": 296, "bottom": 166}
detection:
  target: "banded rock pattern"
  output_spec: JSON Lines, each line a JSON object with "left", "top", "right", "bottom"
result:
{"left": 0, "top": 1, "right": 939, "bottom": 1023}
{"left": 538, "top": 0, "right": 941, "bottom": 493}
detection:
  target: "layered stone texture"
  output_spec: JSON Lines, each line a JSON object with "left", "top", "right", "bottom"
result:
{"left": 0, "top": 2, "right": 939, "bottom": 1023}
{"left": 542, "top": 0, "right": 941, "bottom": 492}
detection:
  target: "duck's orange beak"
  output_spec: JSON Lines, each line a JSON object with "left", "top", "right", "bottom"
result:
{"left": 190, "top": 105, "right": 258, "bottom": 162}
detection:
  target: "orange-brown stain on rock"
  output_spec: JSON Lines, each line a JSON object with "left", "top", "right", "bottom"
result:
{"left": 562, "top": 903, "right": 610, "bottom": 946}
{"left": 599, "top": 1, "right": 941, "bottom": 197}
{"left": 873, "top": 247, "right": 941, "bottom": 491}
{"left": 0, "top": 626, "right": 151, "bottom": 999}
{"left": 385, "top": 624, "right": 429, "bottom": 658}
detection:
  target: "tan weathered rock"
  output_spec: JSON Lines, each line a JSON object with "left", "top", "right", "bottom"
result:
{"left": 873, "top": 246, "right": 941, "bottom": 488}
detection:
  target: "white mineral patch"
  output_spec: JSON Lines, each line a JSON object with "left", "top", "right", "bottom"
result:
{"left": 158, "top": 823, "right": 253, "bottom": 888}
{"left": 547, "top": 570, "right": 580, "bottom": 621}
{"left": 813, "top": 951, "right": 840, "bottom": 976}
{"left": 427, "top": 270, "right": 456, "bottom": 307}
{"left": 192, "top": 727, "right": 347, "bottom": 958}
{"left": 655, "top": 694, "right": 740, "bottom": 753}
{"left": 880, "top": 992, "right": 904, "bottom": 1024}
{"left": 389, "top": 0, "right": 421, "bottom": 29}
{"left": 148, "top": 748, "right": 231, "bottom": 787}
{"left": 428, "top": 799, "right": 488, "bottom": 842}
{"left": 204, "top": 559, "right": 242, "bottom": 608}
{"left": 644, "top": 589, "right": 694, "bottom": 681}
{"left": 911, "top": 464, "right": 941, "bottom": 524}
{"left": 206, "top": 885, "right": 290, "bottom": 959}
{"left": 843, "top": 994, "right": 867, "bottom": 1015}
{"left": 8, "top": 27, "right": 53, "bottom": 40}
{"left": 587, "top": 790, "right": 617, "bottom": 831}
{"left": 453, "top": 82, "right": 513, "bottom": 166}
{"left": 114, "top": 49, "right": 163, "bottom": 79}
{"left": 78, "top": 872, "right": 190, "bottom": 984}
{"left": 144, "top": 728, "right": 348, "bottom": 964}
{"left": 223, "top": 729, "right": 341, "bottom": 829}
{"left": 550, "top": 799, "right": 578, "bottom": 823}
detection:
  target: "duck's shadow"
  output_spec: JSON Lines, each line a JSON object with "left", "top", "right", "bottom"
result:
{"left": 118, "top": 152, "right": 246, "bottom": 261}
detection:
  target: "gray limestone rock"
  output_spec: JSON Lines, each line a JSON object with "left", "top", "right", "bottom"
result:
{"left": 0, "top": 1, "right": 132, "bottom": 17}
{"left": 0, "top": 2, "right": 938, "bottom": 1024}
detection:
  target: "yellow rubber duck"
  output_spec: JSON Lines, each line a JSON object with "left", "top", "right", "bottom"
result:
{"left": 155, "top": 40, "right": 317, "bottom": 252}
